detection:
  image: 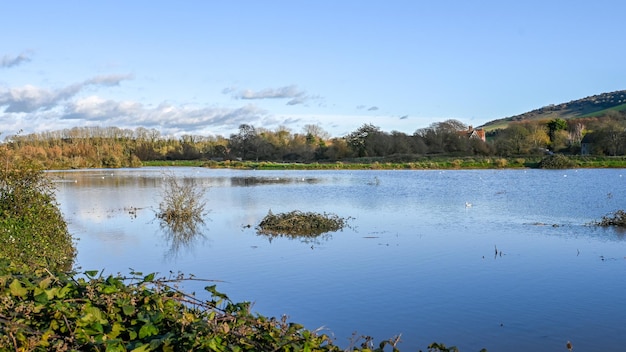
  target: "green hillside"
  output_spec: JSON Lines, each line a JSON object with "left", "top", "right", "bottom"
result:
{"left": 481, "top": 90, "right": 626, "bottom": 131}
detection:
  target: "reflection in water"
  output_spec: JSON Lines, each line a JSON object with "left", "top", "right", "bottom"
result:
{"left": 229, "top": 176, "right": 321, "bottom": 187}
{"left": 159, "top": 217, "right": 207, "bottom": 260}
{"left": 258, "top": 231, "right": 333, "bottom": 245}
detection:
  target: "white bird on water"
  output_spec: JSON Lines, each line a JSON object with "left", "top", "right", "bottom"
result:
{"left": 465, "top": 202, "right": 472, "bottom": 208}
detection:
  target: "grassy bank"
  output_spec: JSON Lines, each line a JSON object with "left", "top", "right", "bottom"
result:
{"left": 142, "top": 155, "right": 626, "bottom": 170}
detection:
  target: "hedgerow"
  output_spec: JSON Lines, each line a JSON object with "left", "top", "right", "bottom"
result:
{"left": 0, "top": 151, "right": 74, "bottom": 272}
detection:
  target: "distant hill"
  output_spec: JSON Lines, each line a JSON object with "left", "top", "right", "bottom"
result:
{"left": 480, "top": 90, "right": 626, "bottom": 130}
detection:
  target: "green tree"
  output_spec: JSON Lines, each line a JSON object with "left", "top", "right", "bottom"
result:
{"left": 229, "top": 124, "right": 259, "bottom": 160}
{"left": 597, "top": 120, "right": 626, "bottom": 155}
{"left": 345, "top": 124, "right": 383, "bottom": 157}
{"left": 547, "top": 118, "right": 567, "bottom": 145}
{"left": 493, "top": 124, "right": 531, "bottom": 155}
{"left": 415, "top": 119, "right": 468, "bottom": 154}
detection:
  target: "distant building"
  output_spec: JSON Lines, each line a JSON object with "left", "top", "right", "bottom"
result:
{"left": 464, "top": 126, "right": 486, "bottom": 142}
{"left": 580, "top": 133, "right": 599, "bottom": 155}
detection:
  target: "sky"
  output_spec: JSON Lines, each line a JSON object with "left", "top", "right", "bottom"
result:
{"left": 1, "top": 1, "right": 625, "bottom": 139}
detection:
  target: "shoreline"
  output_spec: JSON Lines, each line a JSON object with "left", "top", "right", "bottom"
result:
{"left": 140, "top": 155, "right": 626, "bottom": 170}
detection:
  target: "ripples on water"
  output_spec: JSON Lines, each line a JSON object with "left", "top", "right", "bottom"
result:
{"left": 51, "top": 167, "right": 626, "bottom": 351}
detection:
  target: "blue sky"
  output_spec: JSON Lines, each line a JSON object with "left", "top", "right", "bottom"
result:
{"left": 1, "top": 1, "right": 625, "bottom": 138}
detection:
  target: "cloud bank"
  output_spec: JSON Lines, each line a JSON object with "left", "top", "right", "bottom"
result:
{"left": 62, "top": 97, "right": 267, "bottom": 135}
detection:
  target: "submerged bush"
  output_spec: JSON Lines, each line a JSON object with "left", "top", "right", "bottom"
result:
{"left": 157, "top": 174, "right": 207, "bottom": 228}
{"left": 593, "top": 210, "right": 626, "bottom": 227}
{"left": 257, "top": 210, "right": 350, "bottom": 237}
{"left": 0, "top": 152, "right": 74, "bottom": 271}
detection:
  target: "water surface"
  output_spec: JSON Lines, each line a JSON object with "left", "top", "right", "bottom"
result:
{"left": 52, "top": 167, "right": 626, "bottom": 351}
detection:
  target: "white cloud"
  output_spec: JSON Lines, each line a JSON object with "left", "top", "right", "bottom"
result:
{"left": 0, "top": 74, "right": 133, "bottom": 113}
{"left": 235, "top": 85, "right": 304, "bottom": 100}
{"left": 357, "top": 105, "right": 380, "bottom": 111}
{"left": 226, "top": 84, "right": 324, "bottom": 106}
{"left": 1, "top": 52, "right": 32, "bottom": 68}
{"left": 85, "top": 74, "right": 134, "bottom": 86}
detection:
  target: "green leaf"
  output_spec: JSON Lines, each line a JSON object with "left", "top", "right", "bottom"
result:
{"left": 34, "top": 289, "right": 49, "bottom": 304}
{"left": 84, "top": 270, "right": 99, "bottom": 278}
{"left": 38, "top": 276, "right": 53, "bottom": 289}
{"left": 206, "top": 336, "right": 225, "bottom": 351}
{"left": 102, "top": 285, "right": 119, "bottom": 294}
{"left": 163, "top": 342, "right": 175, "bottom": 352}
{"left": 130, "top": 344, "right": 152, "bottom": 352}
{"left": 204, "top": 285, "right": 228, "bottom": 299}
{"left": 122, "top": 305, "right": 135, "bottom": 316}
{"left": 108, "top": 322, "right": 124, "bottom": 339}
{"left": 81, "top": 306, "right": 107, "bottom": 325}
{"left": 105, "top": 341, "right": 126, "bottom": 352}
{"left": 9, "top": 279, "right": 27, "bottom": 297}
{"left": 139, "top": 322, "right": 158, "bottom": 339}
{"left": 57, "top": 284, "right": 71, "bottom": 299}
{"left": 143, "top": 273, "right": 155, "bottom": 282}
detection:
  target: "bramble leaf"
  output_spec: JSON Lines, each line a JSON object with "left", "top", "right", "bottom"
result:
{"left": 9, "top": 279, "right": 27, "bottom": 297}
{"left": 84, "top": 270, "right": 99, "bottom": 278}
{"left": 34, "top": 288, "right": 49, "bottom": 303}
{"left": 130, "top": 344, "right": 151, "bottom": 352}
{"left": 122, "top": 305, "right": 135, "bottom": 316}
{"left": 139, "top": 322, "right": 158, "bottom": 339}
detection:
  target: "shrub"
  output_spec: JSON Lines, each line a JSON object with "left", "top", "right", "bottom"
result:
{"left": 494, "top": 158, "right": 508, "bottom": 168}
{"left": 537, "top": 154, "right": 575, "bottom": 169}
{"left": 157, "top": 174, "right": 207, "bottom": 234}
{"left": 0, "top": 154, "right": 74, "bottom": 271}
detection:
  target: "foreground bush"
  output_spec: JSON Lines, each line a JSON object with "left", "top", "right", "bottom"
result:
{"left": 0, "top": 260, "right": 479, "bottom": 352}
{"left": 0, "top": 154, "right": 74, "bottom": 271}
{"left": 0, "top": 261, "right": 396, "bottom": 351}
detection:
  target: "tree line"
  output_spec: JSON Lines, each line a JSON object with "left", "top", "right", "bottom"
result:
{"left": 3, "top": 110, "right": 626, "bottom": 169}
